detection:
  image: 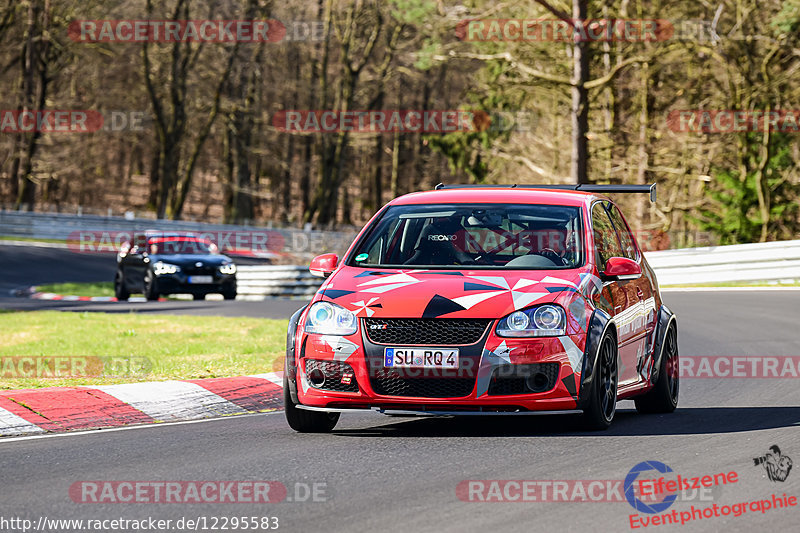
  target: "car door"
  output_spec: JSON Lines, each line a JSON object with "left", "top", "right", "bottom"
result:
{"left": 606, "top": 203, "right": 657, "bottom": 383}
{"left": 591, "top": 202, "right": 641, "bottom": 387}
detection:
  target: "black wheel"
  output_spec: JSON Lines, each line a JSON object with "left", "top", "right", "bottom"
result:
{"left": 144, "top": 270, "right": 160, "bottom": 301}
{"left": 193, "top": 294, "right": 205, "bottom": 301}
{"left": 635, "top": 325, "right": 679, "bottom": 414}
{"left": 582, "top": 335, "right": 618, "bottom": 430}
{"left": 222, "top": 288, "right": 237, "bottom": 300}
{"left": 114, "top": 270, "right": 129, "bottom": 301}
{"left": 283, "top": 374, "right": 339, "bottom": 433}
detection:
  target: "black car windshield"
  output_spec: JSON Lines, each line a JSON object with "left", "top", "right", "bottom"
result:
{"left": 149, "top": 238, "right": 213, "bottom": 255}
{"left": 350, "top": 203, "right": 584, "bottom": 269}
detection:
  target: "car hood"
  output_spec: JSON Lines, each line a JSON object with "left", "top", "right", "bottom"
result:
{"left": 319, "top": 266, "right": 598, "bottom": 319}
{"left": 150, "top": 254, "right": 231, "bottom": 267}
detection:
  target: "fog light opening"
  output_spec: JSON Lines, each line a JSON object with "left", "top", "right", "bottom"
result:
{"left": 307, "top": 368, "right": 326, "bottom": 388}
{"left": 525, "top": 372, "right": 550, "bottom": 393}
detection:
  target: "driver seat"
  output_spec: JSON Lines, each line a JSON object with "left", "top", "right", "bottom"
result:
{"left": 404, "top": 220, "right": 471, "bottom": 265}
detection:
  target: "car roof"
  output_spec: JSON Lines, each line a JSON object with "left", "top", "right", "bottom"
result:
{"left": 390, "top": 187, "right": 602, "bottom": 208}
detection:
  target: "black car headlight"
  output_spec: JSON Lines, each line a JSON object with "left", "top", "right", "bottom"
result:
{"left": 219, "top": 263, "right": 236, "bottom": 275}
{"left": 153, "top": 261, "right": 180, "bottom": 275}
{"left": 496, "top": 304, "right": 566, "bottom": 337}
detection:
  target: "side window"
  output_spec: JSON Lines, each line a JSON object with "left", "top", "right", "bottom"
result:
{"left": 606, "top": 204, "right": 638, "bottom": 260}
{"left": 591, "top": 203, "right": 622, "bottom": 268}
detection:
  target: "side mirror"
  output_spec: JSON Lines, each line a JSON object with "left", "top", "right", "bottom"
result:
{"left": 310, "top": 253, "right": 339, "bottom": 278}
{"left": 601, "top": 256, "right": 641, "bottom": 280}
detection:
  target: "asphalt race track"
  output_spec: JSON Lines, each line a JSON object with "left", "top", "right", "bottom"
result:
{"left": 1, "top": 245, "right": 799, "bottom": 532}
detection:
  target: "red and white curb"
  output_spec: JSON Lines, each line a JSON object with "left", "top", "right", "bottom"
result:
{"left": 32, "top": 292, "right": 125, "bottom": 302}
{"left": 29, "top": 290, "right": 161, "bottom": 303}
{"left": 0, "top": 372, "right": 284, "bottom": 437}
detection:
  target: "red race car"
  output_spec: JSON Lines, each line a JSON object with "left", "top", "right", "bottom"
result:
{"left": 284, "top": 184, "right": 678, "bottom": 432}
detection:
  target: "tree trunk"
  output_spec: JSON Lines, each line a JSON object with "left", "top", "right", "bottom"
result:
{"left": 570, "top": 0, "right": 590, "bottom": 185}
{"left": 14, "top": 0, "right": 50, "bottom": 211}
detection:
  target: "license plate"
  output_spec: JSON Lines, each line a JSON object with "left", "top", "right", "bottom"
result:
{"left": 188, "top": 275, "right": 213, "bottom": 284}
{"left": 384, "top": 347, "right": 459, "bottom": 369}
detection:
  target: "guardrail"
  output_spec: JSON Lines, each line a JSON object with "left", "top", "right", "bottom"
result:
{"left": 644, "top": 239, "right": 800, "bottom": 286}
{"left": 0, "top": 210, "right": 356, "bottom": 262}
{"left": 236, "top": 265, "right": 322, "bottom": 299}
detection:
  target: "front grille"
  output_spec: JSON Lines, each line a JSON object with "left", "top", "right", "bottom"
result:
{"left": 370, "top": 368, "right": 475, "bottom": 398}
{"left": 184, "top": 265, "right": 216, "bottom": 276}
{"left": 305, "top": 360, "right": 359, "bottom": 392}
{"left": 364, "top": 318, "right": 491, "bottom": 345}
{"left": 487, "top": 363, "right": 560, "bottom": 396}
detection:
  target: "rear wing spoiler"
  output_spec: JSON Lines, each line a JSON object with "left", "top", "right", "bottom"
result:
{"left": 434, "top": 183, "right": 657, "bottom": 203}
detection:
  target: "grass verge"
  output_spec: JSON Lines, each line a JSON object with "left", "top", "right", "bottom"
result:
{"left": 0, "top": 311, "right": 287, "bottom": 389}
{"left": 36, "top": 282, "right": 115, "bottom": 297}
{"left": 0, "top": 235, "right": 66, "bottom": 244}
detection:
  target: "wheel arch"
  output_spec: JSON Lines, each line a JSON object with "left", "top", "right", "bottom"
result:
{"left": 649, "top": 305, "right": 678, "bottom": 385}
{"left": 285, "top": 305, "right": 308, "bottom": 404}
{"left": 577, "top": 309, "right": 616, "bottom": 409}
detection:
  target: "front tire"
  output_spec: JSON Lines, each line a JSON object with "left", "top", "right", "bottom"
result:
{"left": 635, "top": 325, "right": 679, "bottom": 414}
{"left": 283, "top": 374, "right": 339, "bottom": 433}
{"left": 222, "top": 286, "right": 237, "bottom": 300}
{"left": 114, "top": 271, "right": 129, "bottom": 301}
{"left": 144, "top": 270, "right": 159, "bottom": 301}
{"left": 582, "top": 335, "right": 618, "bottom": 430}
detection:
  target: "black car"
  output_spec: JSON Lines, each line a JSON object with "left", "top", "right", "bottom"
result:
{"left": 114, "top": 231, "right": 237, "bottom": 301}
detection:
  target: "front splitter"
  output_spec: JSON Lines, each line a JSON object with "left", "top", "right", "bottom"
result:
{"left": 296, "top": 405, "right": 583, "bottom": 417}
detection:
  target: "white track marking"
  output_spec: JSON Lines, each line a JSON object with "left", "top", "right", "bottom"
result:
{"left": 0, "top": 407, "right": 45, "bottom": 437}
{"left": 0, "top": 412, "right": 278, "bottom": 444}
{"left": 92, "top": 381, "right": 245, "bottom": 421}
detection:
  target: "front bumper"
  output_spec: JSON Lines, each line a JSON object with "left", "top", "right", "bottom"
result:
{"left": 154, "top": 272, "right": 236, "bottom": 295}
{"left": 296, "top": 405, "right": 583, "bottom": 416}
{"left": 292, "top": 323, "right": 586, "bottom": 412}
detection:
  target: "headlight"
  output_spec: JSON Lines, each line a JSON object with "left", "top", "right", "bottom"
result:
{"left": 304, "top": 302, "right": 357, "bottom": 336}
{"left": 496, "top": 304, "right": 566, "bottom": 337}
{"left": 219, "top": 263, "right": 237, "bottom": 275}
{"left": 153, "top": 261, "right": 180, "bottom": 275}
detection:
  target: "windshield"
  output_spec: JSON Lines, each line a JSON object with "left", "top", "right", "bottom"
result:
{"left": 349, "top": 203, "right": 584, "bottom": 269}
{"left": 148, "top": 238, "right": 214, "bottom": 255}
